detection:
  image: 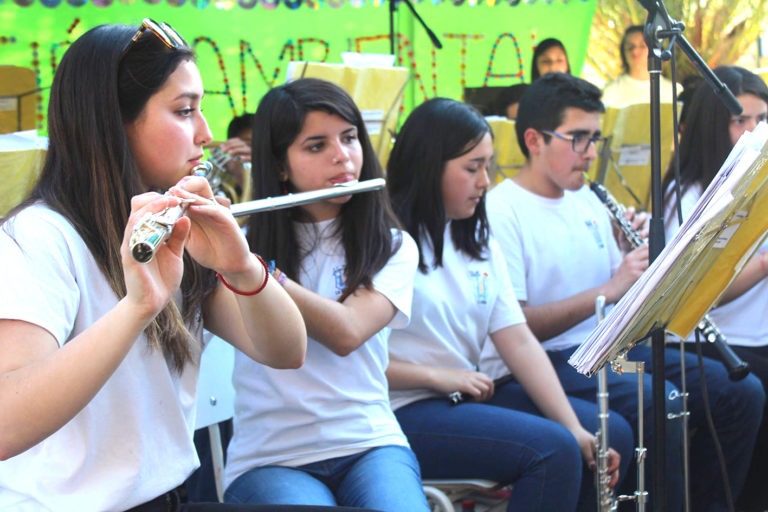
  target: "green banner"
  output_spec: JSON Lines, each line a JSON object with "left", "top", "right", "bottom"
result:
{"left": 0, "top": 0, "right": 595, "bottom": 136}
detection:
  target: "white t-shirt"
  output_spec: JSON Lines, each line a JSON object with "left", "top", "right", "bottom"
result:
{"left": 388, "top": 222, "right": 526, "bottom": 410}
{"left": 0, "top": 204, "right": 201, "bottom": 512}
{"left": 665, "top": 182, "right": 768, "bottom": 347}
{"left": 602, "top": 74, "right": 678, "bottom": 108}
{"left": 481, "top": 179, "right": 622, "bottom": 355}
{"left": 224, "top": 219, "right": 417, "bottom": 488}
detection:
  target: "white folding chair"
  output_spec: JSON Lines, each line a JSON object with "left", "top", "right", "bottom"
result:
{"left": 195, "top": 332, "right": 236, "bottom": 503}
{"left": 422, "top": 478, "right": 507, "bottom": 512}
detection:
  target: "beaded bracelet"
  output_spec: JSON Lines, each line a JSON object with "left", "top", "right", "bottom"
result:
{"left": 216, "top": 254, "right": 269, "bottom": 296}
{"left": 267, "top": 259, "right": 289, "bottom": 287}
{"left": 273, "top": 268, "right": 288, "bottom": 286}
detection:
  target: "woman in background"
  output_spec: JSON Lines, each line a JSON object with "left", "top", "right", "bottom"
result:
{"left": 602, "top": 25, "right": 678, "bottom": 107}
{"left": 530, "top": 38, "right": 570, "bottom": 81}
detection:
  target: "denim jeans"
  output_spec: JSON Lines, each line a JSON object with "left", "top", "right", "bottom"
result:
{"left": 223, "top": 445, "right": 429, "bottom": 512}
{"left": 395, "top": 381, "right": 634, "bottom": 512}
{"left": 549, "top": 344, "right": 765, "bottom": 512}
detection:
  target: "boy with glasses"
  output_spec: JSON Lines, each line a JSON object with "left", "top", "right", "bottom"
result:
{"left": 479, "top": 72, "right": 764, "bottom": 511}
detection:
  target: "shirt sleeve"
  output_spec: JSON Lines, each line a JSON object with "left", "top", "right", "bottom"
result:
{"left": 0, "top": 209, "right": 81, "bottom": 346}
{"left": 488, "top": 237, "right": 526, "bottom": 334}
{"left": 372, "top": 230, "right": 419, "bottom": 329}
{"left": 488, "top": 198, "right": 528, "bottom": 302}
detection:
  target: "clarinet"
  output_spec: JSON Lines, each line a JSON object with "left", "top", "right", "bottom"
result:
{"left": 588, "top": 180, "right": 750, "bottom": 381}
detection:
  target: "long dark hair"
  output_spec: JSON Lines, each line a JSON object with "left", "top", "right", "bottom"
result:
{"left": 620, "top": 25, "right": 644, "bottom": 74}
{"left": 663, "top": 66, "right": 768, "bottom": 204}
{"left": 387, "top": 98, "right": 491, "bottom": 273}
{"left": 245, "top": 78, "right": 400, "bottom": 301}
{"left": 531, "top": 38, "right": 571, "bottom": 81}
{"left": 3, "top": 24, "right": 216, "bottom": 372}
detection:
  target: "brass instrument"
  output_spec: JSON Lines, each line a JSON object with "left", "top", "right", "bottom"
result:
{"left": 203, "top": 146, "right": 252, "bottom": 205}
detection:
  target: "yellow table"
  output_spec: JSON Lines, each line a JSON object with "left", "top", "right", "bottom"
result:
{"left": 486, "top": 117, "right": 525, "bottom": 186}
{"left": 290, "top": 62, "right": 409, "bottom": 169}
{"left": 0, "top": 147, "right": 45, "bottom": 216}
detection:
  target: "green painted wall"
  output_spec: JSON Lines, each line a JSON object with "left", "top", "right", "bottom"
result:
{"left": 0, "top": 0, "right": 595, "bottom": 136}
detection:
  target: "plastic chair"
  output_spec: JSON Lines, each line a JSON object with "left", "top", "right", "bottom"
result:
{"left": 422, "top": 479, "right": 507, "bottom": 512}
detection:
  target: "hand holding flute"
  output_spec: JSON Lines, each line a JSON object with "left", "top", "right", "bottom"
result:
{"left": 131, "top": 174, "right": 386, "bottom": 263}
{"left": 127, "top": 170, "right": 252, "bottom": 276}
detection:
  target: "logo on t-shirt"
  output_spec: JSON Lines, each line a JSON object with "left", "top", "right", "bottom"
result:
{"left": 470, "top": 270, "right": 489, "bottom": 304}
{"left": 333, "top": 265, "right": 345, "bottom": 296}
{"left": 584, "top": 219, "right": 605, "bottom": 249}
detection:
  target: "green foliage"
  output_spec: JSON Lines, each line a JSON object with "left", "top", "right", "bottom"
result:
{"left": 588, "top": 0, "right": 768, "bottom": 82}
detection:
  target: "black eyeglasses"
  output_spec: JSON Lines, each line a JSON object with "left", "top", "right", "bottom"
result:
{"left": 123, "top": 18, "right": 189, "bottom": 56}
{"left": 540, "top": 130, "right": 606, "bottom": 154}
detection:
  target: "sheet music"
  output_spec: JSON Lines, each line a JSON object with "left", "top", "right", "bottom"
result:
{"left": 570, "top": 123, "right": 768, "bottom": 376}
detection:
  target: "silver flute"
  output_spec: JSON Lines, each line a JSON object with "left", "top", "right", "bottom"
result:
{"left": 595, "top": 295, "right": 648, "bottom": 511}
{"left": 594, "top": 296, "right": 617, "bottom": 512}
{"left": 586, "top": 179, "right": 749, "bottom": 381}
{"left": 130, "top": 174, "right": 386, "bottom": 262}
{"left": 129, "top": 162, "right": 213, "bottom": 263}
{"left": 230, "top": 178, "right": 385, "bottom": 217}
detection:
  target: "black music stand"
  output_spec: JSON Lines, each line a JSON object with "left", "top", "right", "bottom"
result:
{"left": 388, "top": 0, "right": 442, "bottom": 56}
{"left": 639, "top": 0, "right": 742, "bottom": 509}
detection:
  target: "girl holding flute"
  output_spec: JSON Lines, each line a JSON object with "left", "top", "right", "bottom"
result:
{"left": 223, "top": 78, "right": 428, "bottom": 511}
{"left": 0, "top": 21, "right": 352, "bottom": 512}
{"left": 384, "top": 97, "right": 631, "bottom": 512}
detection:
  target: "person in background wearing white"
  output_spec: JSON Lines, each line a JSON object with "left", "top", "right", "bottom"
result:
{"left": 602, "top": 25, "right": 679, "bottom": 107}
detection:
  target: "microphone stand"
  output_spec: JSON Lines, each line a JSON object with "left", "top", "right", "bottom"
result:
{"left": 639, "top": 0, "right": 741, "bottom": 510}
{"left": 388, "top": 0, "right": 443, "bottom": 56}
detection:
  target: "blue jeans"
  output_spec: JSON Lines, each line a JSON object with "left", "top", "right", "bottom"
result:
{"left": 223, "top": 445, "right": 429, "bottom": 512}
{"left": 550, "top": 344, "right": 765, "bottom": 512}
{"left": 395, "top": 381, "right": 634, "bottom": 512}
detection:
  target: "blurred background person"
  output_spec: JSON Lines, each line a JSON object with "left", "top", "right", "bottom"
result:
{"left": 602, "top": 25, "right": 678, "bottom": 107}
{"left": 530, "top": 38, "right": 570, "bottom": 82}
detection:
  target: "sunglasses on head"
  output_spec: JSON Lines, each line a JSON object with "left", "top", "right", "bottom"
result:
{"left": 123, "top": 18, "right": 189, "bottom": 57}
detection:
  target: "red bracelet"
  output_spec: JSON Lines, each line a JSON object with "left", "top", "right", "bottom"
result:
{"left": 216, "top": 254, "right": 269, "bottom": 296}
